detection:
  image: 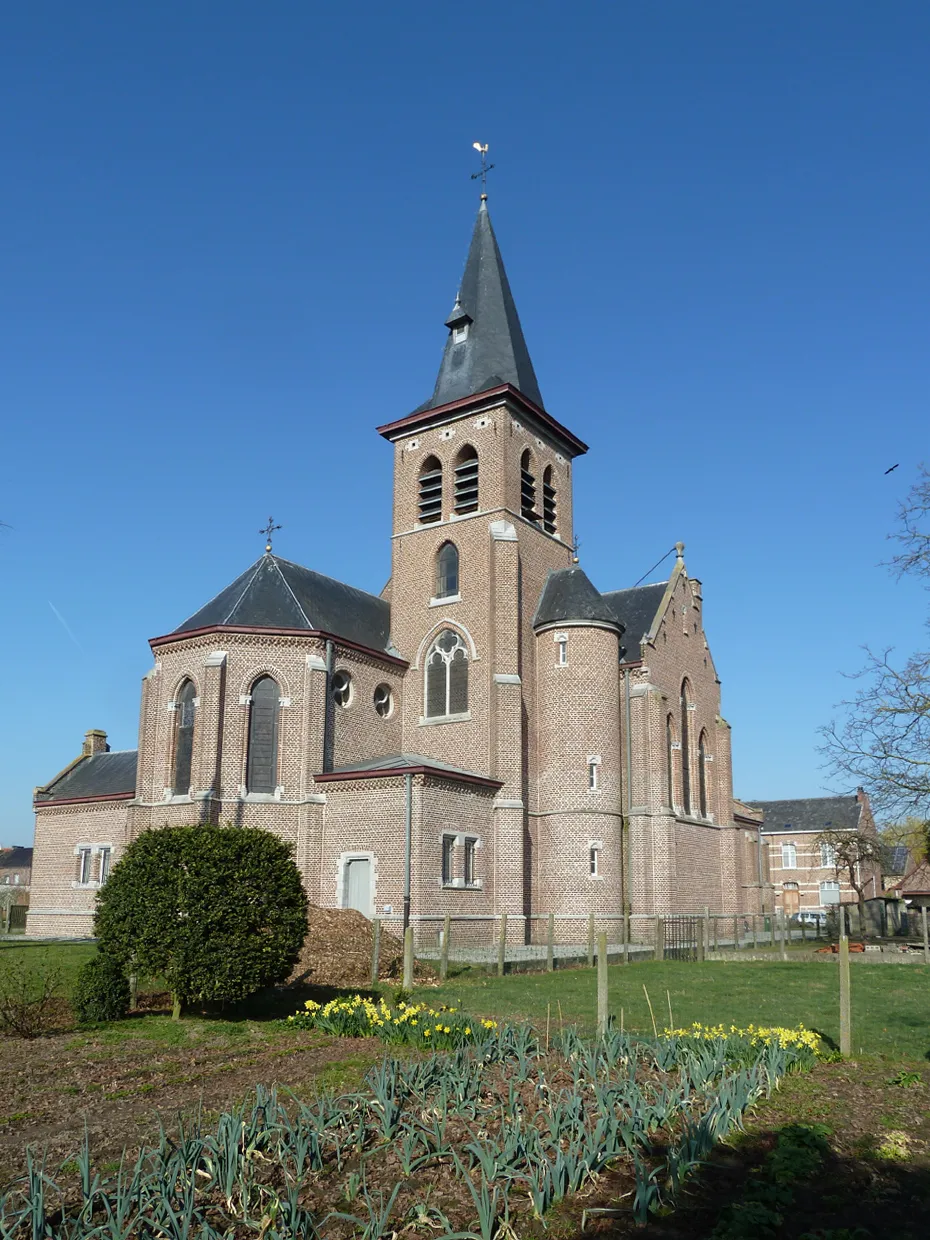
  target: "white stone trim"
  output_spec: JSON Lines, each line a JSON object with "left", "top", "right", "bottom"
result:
{"left": 306, "top": 654, "right": 327, "bottom": 671}
{"left": 429, "top": 593, "right": 461, "bottom": 607}
{"left": 418, "top": 711, "right": 471, "bottom": 727}
{"left": 493, "top": 798, "right": 524, "bottom": 810}
{"left": 203, "top": 651, "right": 227, "bottom": 667}
{"left": 493, "top": 673, "right": 521, "bottom": 685}
{"left": 489, "top": 519, "right": 518, "bottom": 542}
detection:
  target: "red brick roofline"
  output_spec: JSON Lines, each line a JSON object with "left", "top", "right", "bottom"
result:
{"left": 376, "top": 384, "right": 589, "bottom": 458}
{"left": 314, "top": 765, "right": 503, "bottom": 791}
{"left": 34, "top": 791, "right": 134, "bottom": 809}
{"left": 149, "top": 625, "right": 409, "bottom": 669}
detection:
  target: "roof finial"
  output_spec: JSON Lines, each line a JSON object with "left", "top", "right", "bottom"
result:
{"left": 675, "top": 541, "right": 685, "bottom": 561}
{"left": 471, "top": 142, "right": 494, "bottom": 201}
{"left": 260, "top": 516, "right": 282, "bottom": 554}
{"left": 572, "top": 535, "right": 581, "bottom": 565}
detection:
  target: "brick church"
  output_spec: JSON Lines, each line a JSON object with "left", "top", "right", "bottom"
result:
{"left": 28, "top": 195, "right": 769, "bottom": 941}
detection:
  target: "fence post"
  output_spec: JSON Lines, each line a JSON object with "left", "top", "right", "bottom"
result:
{"left": 371, "top": 918, "right": 381, "bottom": 986}
{"left": 800, "top": 917, "right": 807, "bottom": 945}
{"left": 440, "top": 913, "right": 450, "bottom": 982}
{"left": 696, "top": 915, "right": 705, "bottom": 962}
{"left": 732, "top": 915, "right": 739, "bottom": 951}
{"left": 622, "top": 912, "right": 630, "bottom": 963}
{"left": 654, "top": 916, "right": 665, "bottom": 962}
{"left": 712, "top": 916, "right": 718, "bottom": 952}
{"left": 403, "top": 926, "right": 414, "bottom": 992}
{"left": 587, "top": 913, "right": 595, "bottom": 968}
{"left": 597, "top": 932, "right": 608, "bottom": 1036}
{"left": 922, "top": 906, "right": 929, "bottom": 966}
{"left": 703, "top": 907, "right": 710, "bottom": 957}
{"left": 546, "top": 912, "right": 555, "bottom": 972}
{"left": 779, "top": 907, "right": 788, "bottom": 960}
{"left": 839, "top": 926, "right": 851, "bottom": 1056}
{"left": 497, "top": 913, "right": 507, "bottom": 977}
{"left": 751, "top": 913, "right": 758, "bottom": 950}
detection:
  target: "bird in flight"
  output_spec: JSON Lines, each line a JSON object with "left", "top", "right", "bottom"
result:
{"left": 884, "top": 464, "right": 899, "bottom": 474}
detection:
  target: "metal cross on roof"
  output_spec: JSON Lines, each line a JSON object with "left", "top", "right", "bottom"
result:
{"left": 471, "top": 142, "right": 495, "bottom": 200}
{"left": 260, "top": 517, "right": 282, "bottom": 553}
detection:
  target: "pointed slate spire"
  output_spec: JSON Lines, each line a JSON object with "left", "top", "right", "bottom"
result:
{"left": 423, "top": 200, "right": 544, "bottom": 411}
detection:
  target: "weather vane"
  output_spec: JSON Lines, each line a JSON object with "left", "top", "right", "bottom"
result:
{"left": 471, "top": 142, "right": 494, "bottom": 199}
{"left": 260, "top": 517, "right": 282, "bottom": 553}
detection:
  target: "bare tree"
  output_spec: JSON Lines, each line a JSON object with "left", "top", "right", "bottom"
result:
{"left": 816, "top": 828, "right": 883, "bottom": 929}
{"left": 821, "top": 467, "right": 930, "bottom": 821}
{"left": 881, "top": 815, "right": 929, "bottom": 869}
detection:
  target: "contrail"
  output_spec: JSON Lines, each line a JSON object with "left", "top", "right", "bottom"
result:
{"left": 48, "top": 601, "right": 85, "bottom": 654}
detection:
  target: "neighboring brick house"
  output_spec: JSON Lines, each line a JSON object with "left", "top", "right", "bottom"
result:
{"left": 28, "top": 195, "right": 767, "bottom": 942}
{"left": 749, "top": 792, "right": 882, "bottom": 916}
{"left": 0, "top": 846, "right": 33, "bottom": 892}
{"left": 888, "top": 860, "right": 930, "bottom": 909}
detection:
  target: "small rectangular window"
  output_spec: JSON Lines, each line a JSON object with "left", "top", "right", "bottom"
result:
{"left": 557, "top": 638, "right": 567, "bottom": 666}
{"left": 464, "top": 838, "right": 476, "bottom": 886}
{"left": 77, "top": 848, "right": 92, "bottom": 884}
{"left": 99, "top": 847, "right": 112, "bottom": 884}
{"left": 441, "top": 836, "right": 455, "bottom": 886}
{"left": 589, "top": 846, "right": 600, "bottom": 877}
{"left": 588, "top": 762, "right": 599, "bottom": 791}
{"left": 820, "top": 843, "right": 836, "bottom": 867}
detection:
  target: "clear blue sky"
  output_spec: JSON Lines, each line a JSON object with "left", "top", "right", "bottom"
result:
{"left": 2, "top": 2, "right": 927, "bottom": 844}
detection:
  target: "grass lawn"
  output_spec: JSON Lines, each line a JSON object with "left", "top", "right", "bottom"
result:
{"left": 3, "top": 941, "right": 928, "bottom": 1060}
{"left": 413, "top": 959, "right": 930, "bottom": 1060}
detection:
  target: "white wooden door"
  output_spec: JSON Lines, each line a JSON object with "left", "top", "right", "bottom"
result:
{"left": 345, "top": 859, "right": 372, "bottom": 916}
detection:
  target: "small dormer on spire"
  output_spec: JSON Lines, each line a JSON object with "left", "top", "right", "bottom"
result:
{"left": 444, "top": 293, "right": 472, "bottom": 343}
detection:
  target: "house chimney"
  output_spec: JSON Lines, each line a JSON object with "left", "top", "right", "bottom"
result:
{"left": 83, "top": 729, "right": 109, "bottom": 757}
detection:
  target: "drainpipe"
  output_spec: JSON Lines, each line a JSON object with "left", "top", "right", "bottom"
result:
{"left": 623, "top": 668, "right": 633, "bottom": 916}
{"left": 322, "top": 639, "right": 334, "bottom": 773}
{"left": 403, "top": 773, "right": 413, "bottom": 932}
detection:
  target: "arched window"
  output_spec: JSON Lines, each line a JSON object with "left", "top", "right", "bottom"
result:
{"left": 425, "top": 629, "right": 469, "bottom": 718}
{"left": 698, "top": 730, "right": 708, "bottom": 818}
{"left": 435, "top": 542, "right": 459, "bottom": 598}
{"left": 172, "top": 679, "right": 196, "bottom": 795}
{"left": 665, "top": 715, "right": 675, "bottom": 807}
{"left": 453, "top": 444, "right": 479, "bottom": 514}
{"left": 520, "top": 450, "right": 538, "bottom": 523}
{"left": 680, "top": 681, "right": 692, "bottom": 816}
{"left": 542, "top": 465, "right": 557, "bottom": 534}
{"left": 418, "top": 455, "right": 443, "bottom": 523}
{"left": 247, "top": 675, "right": 280, "bottom": 794}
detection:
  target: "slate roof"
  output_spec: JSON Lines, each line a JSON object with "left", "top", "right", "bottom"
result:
{"left": 748, "top": 796, "right": 863, "bottom": 835}
{"left": 0, "top": 846, "right": 33, "bottom": 870}
{"left": 319, "top": 753, "right": 501, "bottom": 788}
{"left": 35, "top": 751, "right": 138, "bottom": 804}
{"left": 602, "top": 583, "right": 668, "bottom": 664}
{"left": 418, "top": 200, "right": 544, "bottom": 412}
{"left": 533, "top": 567, "right": 622, "bottom": 631}
{"left": 170, "top": 554, "right": 394, "bottom": 655}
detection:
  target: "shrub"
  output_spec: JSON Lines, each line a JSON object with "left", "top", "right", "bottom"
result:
{"left": 94, "top": 823, "right": 307, "bottom": 1015}
{"left": 72, "top": 954, "right": 130, "bottom": 1024}
{"left": 0, "top": 952, "right": 62, "bottom": 1038}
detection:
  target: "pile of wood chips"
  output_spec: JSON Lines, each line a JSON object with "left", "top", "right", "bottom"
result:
{"left": 287, "top": 906, "right": 435, "bottom": 989}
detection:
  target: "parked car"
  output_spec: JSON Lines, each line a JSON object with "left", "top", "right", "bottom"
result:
{"left": 790, "top": 910, "right": 827, "bottom": 928}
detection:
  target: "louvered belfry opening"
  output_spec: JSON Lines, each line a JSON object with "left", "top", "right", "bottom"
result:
{"left": 542, "top": 465, "right": 557, "bottom": 534}
{"left": 425, "top": 629, "right": 469, "bottom": 718}
{"left": 247, "top": 675, "right": 280, "bottom": 794}
{"left": 418, "top": 455, "right": 443, "bottom": 523}
{"left": 520, "top": 449, "right": 539, "bottom": 523}
{"left": 453, "top": 444, "right": 479, "bottom": 514}
{"left": 172, "top": 679, "right": 196, "bottom": 795}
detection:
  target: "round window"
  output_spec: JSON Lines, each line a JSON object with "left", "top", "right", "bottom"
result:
{"left": 373, "top": 684, "right": 393, "bottom": 718}
{"left": 331, "top": 670, "right": 352, "bottom": 707}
